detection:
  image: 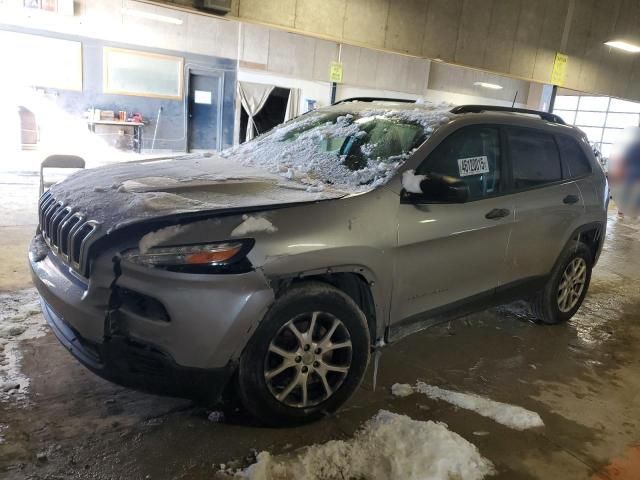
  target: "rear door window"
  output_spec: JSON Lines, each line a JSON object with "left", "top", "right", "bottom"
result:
{"left": 416, "top": 125, "right": 501, "bottom": 200}
{"left": 556, "top": 134, "right": 592, "bottom": 179}
{"left": 507, "top": 128, "right": 562, "bottom": 189}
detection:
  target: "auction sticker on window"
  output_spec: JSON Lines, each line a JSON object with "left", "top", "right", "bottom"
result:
{"left": 457, "top": 156, "right": 490, "bottom": 177}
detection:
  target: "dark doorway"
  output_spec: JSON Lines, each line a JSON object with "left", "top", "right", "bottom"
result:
{"left": 187, "top": 72, "right": 222, "bottom": 151}
{"left": 240, "top": 87, "right": 290, "bottom": 142}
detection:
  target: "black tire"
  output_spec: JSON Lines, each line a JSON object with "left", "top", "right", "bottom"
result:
{"left": 530, "top": 241, "right": 593, "bottom": 325}
{"left": 237, "top": 281, "right": 370, "bottom": 426}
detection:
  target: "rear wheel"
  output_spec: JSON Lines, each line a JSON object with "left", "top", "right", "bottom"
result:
{"left": 237, "top": 282, "right": 370, "bottom": 426}
{"left": 531, "top": 241, "right": 592, "bottom": 325}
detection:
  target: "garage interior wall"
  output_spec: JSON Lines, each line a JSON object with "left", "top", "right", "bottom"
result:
{"left": 237, "top": 23, "right": 531, "bottom": 110}
{"left": 3, "top": 27, "right": 237, "bottom": 152}
{"left": 2, "top": 0, "right": 537, "bottom": 153}
{"left": 158, "top": 0, "right": 640, "bottom": 103}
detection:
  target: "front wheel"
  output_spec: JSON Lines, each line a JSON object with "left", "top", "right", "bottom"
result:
{"left": 237, "top": 281, "right": 370, "bottom": 426}
{"left": 530, "top": 241, "right": 593, "bottom": 325}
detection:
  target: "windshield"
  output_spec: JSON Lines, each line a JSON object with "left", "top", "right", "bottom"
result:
{"left": 223, "top": 103, "right": 452, "bottom": 193}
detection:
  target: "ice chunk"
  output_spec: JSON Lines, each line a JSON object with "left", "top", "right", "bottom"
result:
{"left": 401, "top": 169, "right": 426, "bottom": 194}
{"left": 231, "top": 215, "right": 277, "bottom": 237}
{"left": 207, "top": 411, "right": 225, "bottom": 423}
{"left": 30, "top": 234, "right": 49, "bottom": 263}
{"left": 132, "top": 192, "right": 205, "bottom": 213}
{"left": 118, "top": 176, "right": 182, "bottom": 192}
{"left": 391, "top": 383, "right": 414, "bottom": 398}
{"left": 238, "top": 410, "right": 494, "bottom": 480}
{"left": 415, "top": 382, "right": 544, "bottom": 430}
{"left": 138, "top": 224, "right": 185, "bottom": 254}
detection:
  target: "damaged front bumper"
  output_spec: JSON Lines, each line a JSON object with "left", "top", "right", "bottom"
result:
{"left": 29, "top": 236, "right": 275, "bottom": 402}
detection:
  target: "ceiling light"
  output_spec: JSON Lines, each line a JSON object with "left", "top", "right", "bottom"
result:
{"left": 122, "top": 8, "right": 183, "bottom": 25}
{"left": 473, "top": 82, "right": 503, "bottom": 90}
{"left": 605, "top": 40, "right": 640, "bottom": 53}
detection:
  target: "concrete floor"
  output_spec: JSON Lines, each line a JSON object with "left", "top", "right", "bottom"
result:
{"left": 2, "top": 173, "right": 640, "bottom": 479}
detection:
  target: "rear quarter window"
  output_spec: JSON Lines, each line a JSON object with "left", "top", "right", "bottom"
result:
{"left": 556, "top": 134, "right": 593, "bottom": 179}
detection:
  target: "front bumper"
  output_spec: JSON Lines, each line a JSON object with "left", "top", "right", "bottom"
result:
{"left": 41, "top": 298, "right": 232, "bottom": 400}
{"left": 29, "top": 237, "right": 275, "bottom": 400}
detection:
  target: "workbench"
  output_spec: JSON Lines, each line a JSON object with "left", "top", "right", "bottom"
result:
{"left": 87, "top": 120, "right": 145, "bottom": 153}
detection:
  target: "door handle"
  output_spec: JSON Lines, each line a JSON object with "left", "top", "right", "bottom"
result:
{"left": 563, "top": 194, "right": 579, "bottom": 205}
{"left": 485, "top": 208, "right": 510, "bottom": 220}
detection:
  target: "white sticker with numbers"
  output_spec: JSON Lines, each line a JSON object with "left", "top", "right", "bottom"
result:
{"left": 457, "top": 156, "right": 490, "bottom": 177}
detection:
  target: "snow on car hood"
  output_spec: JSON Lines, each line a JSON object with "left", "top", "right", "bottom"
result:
{"left": 47, "top": 154, "right": 347, "bottom": 232}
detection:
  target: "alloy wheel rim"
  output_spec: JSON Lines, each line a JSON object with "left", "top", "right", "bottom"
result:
{"left": 264, "top": 311, "right": 353, "bottom": 408}
{"left": 557, "top": 257, "right": 587, "bottom": 313}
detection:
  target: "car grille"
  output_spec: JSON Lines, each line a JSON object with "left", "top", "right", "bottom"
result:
{"left": 38, "top": 190, "right": 100, "bottom": 277}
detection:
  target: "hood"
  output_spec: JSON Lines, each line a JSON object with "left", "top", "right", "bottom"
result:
{"left": 47, "top": 154, "right": 347, "bottom": 233}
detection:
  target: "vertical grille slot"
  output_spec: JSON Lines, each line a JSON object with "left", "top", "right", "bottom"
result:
{"left": 59, "top": 214, "right": 81, "bottom": 255}
{"left": 39, "top": 192, "right": 54, "bottom": 228}
{"left": 37, "top": 192, "right": 100, "bottom": 278}
{"left": 50, "top": 207, "right": 71, "bottom": 247}
{"left": 44, "top": 202, "right": 62, "bottom": 239}
{"left": 71, "top": 223, "right": 96, "bottom": 265}
{"left": 42, "top": 200, "right": 58, "bottom": 238}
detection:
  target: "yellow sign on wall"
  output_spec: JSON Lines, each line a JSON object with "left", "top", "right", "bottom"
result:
{"left": 329, "top": 62, "right": 343, "bottom": 83}
{"left": 551, "top": 52, "right": 569, "bottom": 86}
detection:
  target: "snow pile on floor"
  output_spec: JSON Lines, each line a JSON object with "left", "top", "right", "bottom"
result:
{"left": 0, "top": 288, "right": 47, "bottom": 403}
{"left": 392, "top": 382, "right": 544, "bottom": 431}
{"left": 236, "top": 410, "right": 494, "bottom": 480}
{"left": 231, "top": 215, "right": 277, "bottom": 237}
{"left": 224, "top": 102, "right": 453, "bottom": 194}
{"left": 391, "top": 382, "right": 415, "bottom": 397}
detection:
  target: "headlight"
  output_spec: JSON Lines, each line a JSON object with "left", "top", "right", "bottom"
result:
{"left": 122, "top": 240, "right": 253, "bottom": 273}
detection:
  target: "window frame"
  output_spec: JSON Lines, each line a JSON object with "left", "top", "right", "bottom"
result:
{"left": 103, "top": 47, "right": 184, "bottom": 100}
{"left": 410, "top": 123, "right": 508, "bottom": 204}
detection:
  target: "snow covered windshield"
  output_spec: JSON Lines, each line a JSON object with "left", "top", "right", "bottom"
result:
{"left": 223, "top": 101, "right": 453, "bottom": 193}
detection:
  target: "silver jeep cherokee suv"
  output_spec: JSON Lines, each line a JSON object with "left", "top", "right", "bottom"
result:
{"left": 30, "top": 100, "right": 608, "bottom": 425}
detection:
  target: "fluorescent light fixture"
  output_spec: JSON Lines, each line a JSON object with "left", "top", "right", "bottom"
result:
{"left": 473, "top": 81, "right": 503, "bottom": 90}
{"left": 605, "top": 40, "right": 640, "bottom": 53}
{"left": 122, "top": 8, "right": 183, "bottom": 25}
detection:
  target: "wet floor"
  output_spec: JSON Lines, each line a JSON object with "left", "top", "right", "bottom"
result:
{"left": 2, "top": 178, "right": 640, "bottom": 479}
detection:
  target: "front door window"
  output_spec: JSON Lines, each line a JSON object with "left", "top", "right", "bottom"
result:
{"left": 417, "top": 126, "right": 502, "bottom": 200}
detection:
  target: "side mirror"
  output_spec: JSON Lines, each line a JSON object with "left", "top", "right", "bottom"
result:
{"left": 403, "top": 173, "right": 469, "bottom": 204}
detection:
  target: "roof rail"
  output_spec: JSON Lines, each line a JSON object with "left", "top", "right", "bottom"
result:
{"left": 332, "top": 97, "right": 416, "bottom": 105}
{"left": 450, "top": 105, "right": 565, "bottom": 124}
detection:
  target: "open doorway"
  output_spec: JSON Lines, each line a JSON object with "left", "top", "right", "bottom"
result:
{"left": 239, "top": 87, "right": 290, "bottom": 142}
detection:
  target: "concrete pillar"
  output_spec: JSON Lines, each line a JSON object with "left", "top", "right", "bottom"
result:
{"left": 526, "top": 83, "right": 554, "bottom": 112}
